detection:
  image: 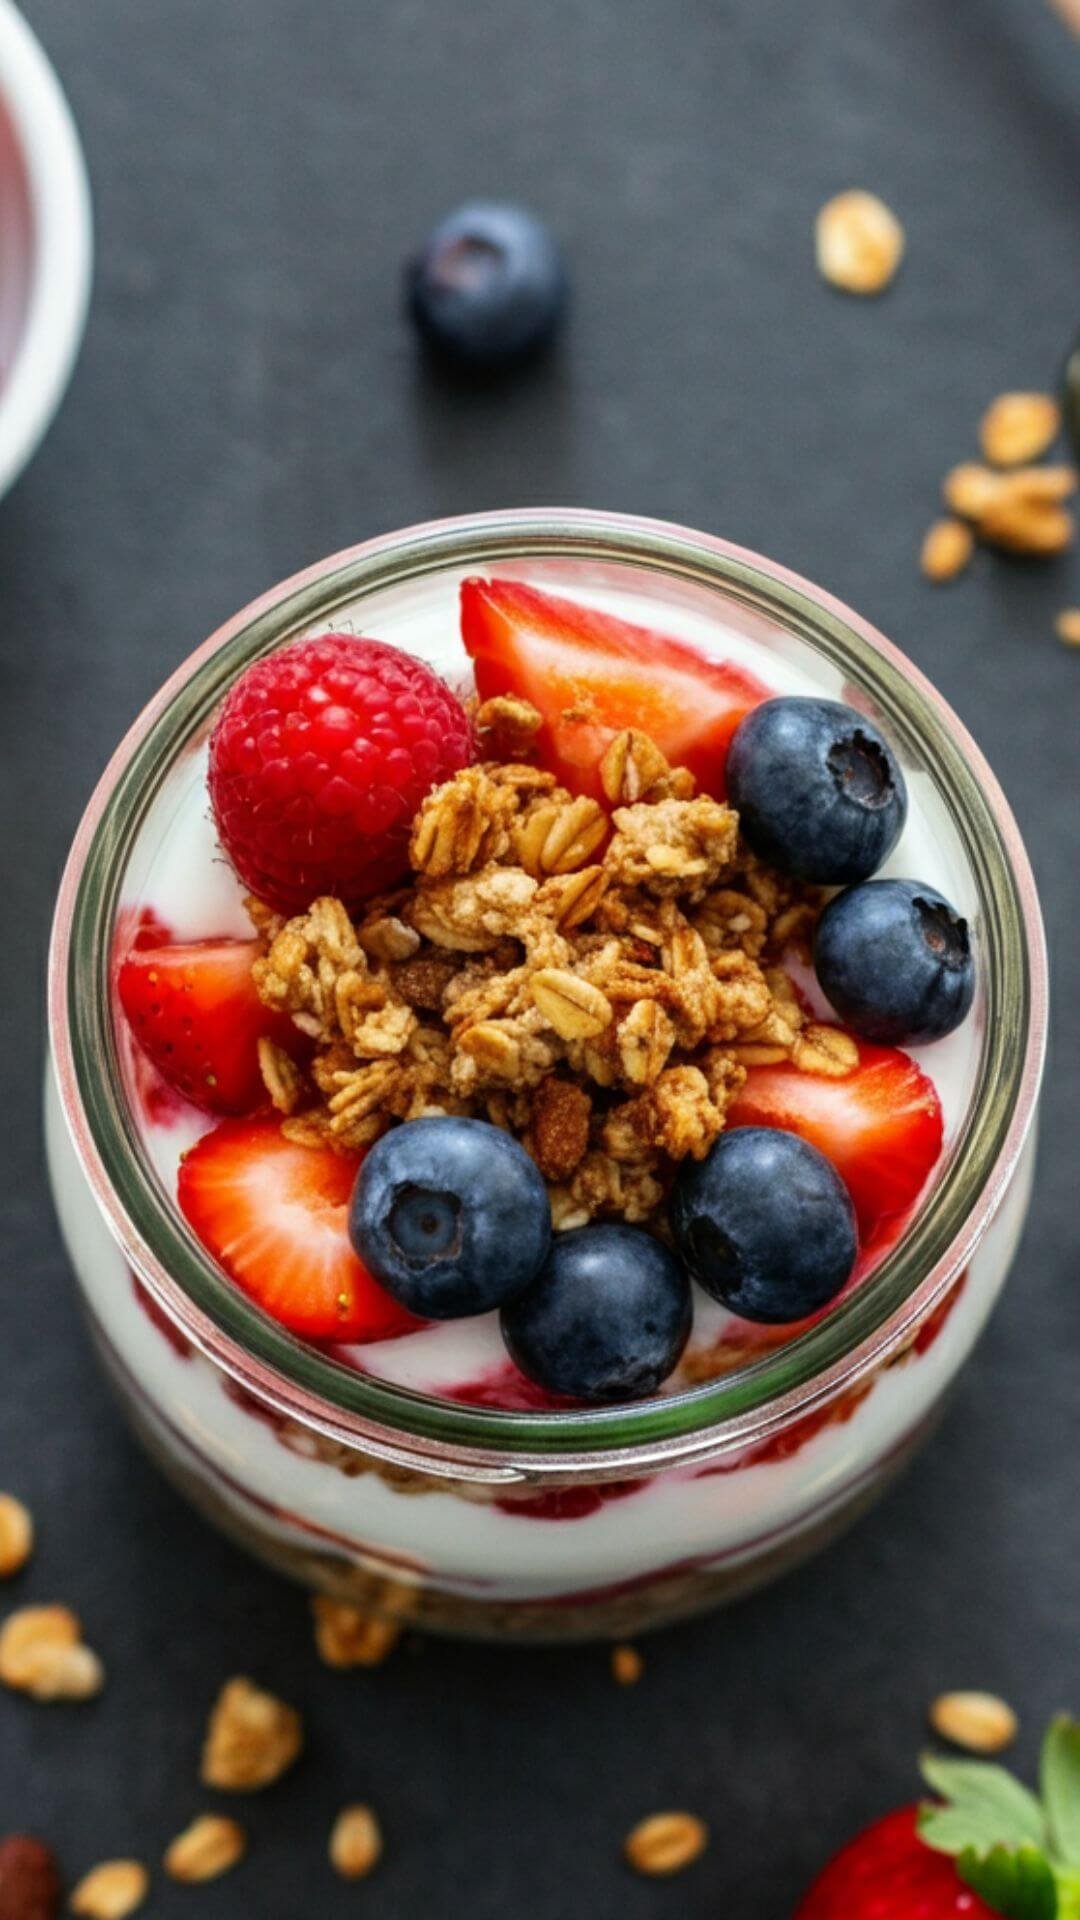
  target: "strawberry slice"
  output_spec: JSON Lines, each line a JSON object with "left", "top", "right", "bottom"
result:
{"left": 726, "top": 1040, "right": 943, "bottom": 1241}
{"left": 117, "top": 939, "right": 295, "bottom": 1116}
{"left": 177, "top": 1117, "right": 419, "bottom": 1342}
{"left": 460, "top": 576, "right": 769, "bottom": 802}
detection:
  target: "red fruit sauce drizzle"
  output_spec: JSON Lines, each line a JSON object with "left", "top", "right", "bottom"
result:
{"left": 129, "top": 1270, "right": 193, "bottom": 1360}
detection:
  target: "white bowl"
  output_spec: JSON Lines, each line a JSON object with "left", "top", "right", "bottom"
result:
{"left": 0, "top": 0, "right": 91, "bottom": 499}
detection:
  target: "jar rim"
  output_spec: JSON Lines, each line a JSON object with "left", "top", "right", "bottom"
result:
{"left": 47, "top": 508, "right": 1047, "bottom": 1479}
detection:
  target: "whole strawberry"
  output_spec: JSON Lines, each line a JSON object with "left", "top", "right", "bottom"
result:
{"left": 208, "top": 634, "right": 474, "bottom": 913}
{"left": 796, "top": 1715, "right": 1080, "bottom": 1920}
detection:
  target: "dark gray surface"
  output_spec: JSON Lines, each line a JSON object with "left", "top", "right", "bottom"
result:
{"left": 2, "top": 1, "right": 1079, "bottom": 1912}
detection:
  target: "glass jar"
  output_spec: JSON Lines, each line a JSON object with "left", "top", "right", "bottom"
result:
{"left": 46, "top": 509, "right": 1047, "bottom": 1642}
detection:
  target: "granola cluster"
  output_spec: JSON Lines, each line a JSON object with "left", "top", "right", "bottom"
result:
{"left": 250, "top": 706, "right": 843, "bottom": 1231}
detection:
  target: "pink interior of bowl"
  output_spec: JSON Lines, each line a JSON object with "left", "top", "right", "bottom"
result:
{"left": 0, "top": 90, "right": 31, "bottom": 384}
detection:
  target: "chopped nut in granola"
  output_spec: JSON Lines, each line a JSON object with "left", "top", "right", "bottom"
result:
{"left": 69, "top": 1862, "right": 148, "bottom": 1920}
{"left": 814, "top": 190, "right": 904, "bottom": 295}
{"left": 0, "top": 1494, "right": 33, "bottom": 1579}
{"left": 329, "top": 1805, "right": 383, "bottom": 1881}
{"left": 164, "top": 1816, "right": 246, "bottom": 1884}
{"left": 200, "top": 1677, "right": 302, "bottom": 1790}
{"left": 525, "top": 1076, "right": 592, "bottom": 1181}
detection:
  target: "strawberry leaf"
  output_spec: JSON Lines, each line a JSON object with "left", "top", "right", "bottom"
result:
{"left": 920, "top": 1753, "right": 1048, "bottom": 1855}
{"left": 957, "top": 1844, "right": 1057, "bottom": 1920}
{"left": 1042, "top": 1718, "right": 1080, "bottom": 1868}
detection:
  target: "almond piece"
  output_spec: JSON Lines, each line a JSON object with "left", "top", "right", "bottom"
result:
{"left": 815, "top": 191, "right": 904, "bottom": 295}
{"left": 163, "top": 1816, "right": 246, "bottom": 1884}
{"left": 0, "top": 1834, "right": 62, "bottom": 1920}
{"left": 930, "top": 1690, "right": 1018, "bottom": 1754}
{"left": 329, "top": 1805, "right": 383, "bottom": 1881}
{"left": 69, "top": 1861, "right": 148, "bottom": 1920}
{"left": 920, "top": 518, "right": 974, "bottom": 583}
{"left": 1055, "top": 608, "right": 1080, "bottom": 647}
{"left": 624, "top": 1811, "right": 709, "bottom": 1877}
{"left": 0, "top": 1495, "right": 34, "bottom": 1579}
{"left": 979, "top": 392, "right": 1061, "bottom": 467}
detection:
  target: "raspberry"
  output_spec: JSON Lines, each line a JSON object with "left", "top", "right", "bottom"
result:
{"left": 208, "top": 634, "right": 474, "bottom": 912}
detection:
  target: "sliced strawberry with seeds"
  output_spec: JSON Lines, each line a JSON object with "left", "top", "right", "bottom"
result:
{"left": 118, "top": 938, "right": 296, "bottom": 1116}
{"left": 178, "top": 1118, "right": 419, "bottom": 1342}
{"left": 726, "top": 1040, "right": 943, "bottom": 1241}
{"left": 460, "top": 576, "right": 769, "bottom": 802}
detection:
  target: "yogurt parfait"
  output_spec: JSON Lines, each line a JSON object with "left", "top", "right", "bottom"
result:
{"left": 46, "top": 510, "right": 1047, "bottom": 1640}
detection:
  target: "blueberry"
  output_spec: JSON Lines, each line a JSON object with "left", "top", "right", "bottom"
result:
{"left": 501, "top": 1224, "right": 691, "bottom": 1404}
{"left": 726, "top": 697, "right": 907, "bottom": 884}
{"left": 406, "top": 201, "right": 566, "bottom": 368}
{"left": 350, "top": 1117, "right": 551, "bottom": 1318}
{"left": 670, "top": 1128, "right": 857, "bottom": 1325}
{"left": 814, "top": 878, "right": 975, "bottom": 1045}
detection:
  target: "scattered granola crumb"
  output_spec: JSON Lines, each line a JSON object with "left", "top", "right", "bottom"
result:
{"left": 163, "top": 1816, "right": 246, "bottom": 1884}
{"left": 979, "top": 392, "right": 1061, "bottom": 467}
{"left": 69, "top": 1861, "right": 148, "bottom": 1920}
{"left": 979, "top": 495, "right": 1074, "bottom": 556}
{"left": 1054, "top": 608, "right": 1080, "bottom": 647}
{"left": 624, "top": 1811, "right": 709, "bottom": 1877}
{"left": 0, "top": 1834, "right": 62, "bottom": 1920}
{"left": 311, "top": 1594, "right": 402, "bottom": 1668}
{"left": 0, "top": 1604, "right": 103, "bottom": 1701}
{"left": 611, "top": 1643, "right": 643, "bottom": 1686}
{"left": 200, "top": 1677, "right": 303, "bottom": 1790}
{"left": 329, "top": 1805, "right": 383, "bottom": 1881}
{"left": 814, "top": 190, "right": 904, "bottom": 295}
{"left": 920, "top": 518, "right": 974, "bottom": 583}
{"left": 0, "top": 1494, "right": 33, "bottom": 1579}
{"left": 929, "top": 1690, "right": 1019, "bottom": 1754}
{"left": 475, "top": 693, "right": 543, "bottom": 760}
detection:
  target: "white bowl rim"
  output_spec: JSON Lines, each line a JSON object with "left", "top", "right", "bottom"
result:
{"left": 0, "top": 0, "right": 92, "bottom": 498}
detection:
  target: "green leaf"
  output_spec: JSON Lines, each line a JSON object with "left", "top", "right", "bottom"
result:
{"left": 957, "top": 1844, "right": 1057, "bottom": 1919}
{"left": 1055, "top": 1869, "right": 1080, "bottom": 1920}
{"left": 1042, "top": 1718, "right": 1080, "bottom": 1868}
{"left": 920, "top": 1752, "right": 1048, "bottom": 1854}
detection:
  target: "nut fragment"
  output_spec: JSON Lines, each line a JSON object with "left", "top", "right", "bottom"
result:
{"left": 979, "top": 392, "right": 1061, "bottom": 467}
{"left": 164, "top": 1816, "right": 246, "bottom": 1884}
{"left": 815, "top": 190, "right": 904, "bottom": 295}
{"left": 980, "top": 497, "right": 1074, "bottom": 556}
{"left": 530, "top": 969, "right": 613, "bottom": 1040}
{"left": 1054, "top": 608, "right": 1080, "bottom": 647}
{"left": 929, "top": 1690, "right": 1018, "bottom": 1754}
{"left": 0, "top": 1834, "right": 62, "bottom": 1920}
{"left": 624, "top": 1812, "right": 709, "bottom": 1877}
{"left": 0, "top": 1605, "right": 103, "bottom": 1701}
{"left": 200, "top": 1676, "right": 302, "bottom": 1790}
{"left": 69, "top": 1862, "right": 148, "bottom": 1920}
{"left": 920, "top": 518, "right": 974, "bottom": 583}
{"left": 611, "top": 1643, "right": 643, "bottom": 1686}
{"left": 329, "top": 1805, "right": 383, "bottom": 1881}
{"left": 312, "top": 1594, "right": 402, "bottom": 1668}
{"left": 0, "top": 1495, "right": 33, "bottom": 1579}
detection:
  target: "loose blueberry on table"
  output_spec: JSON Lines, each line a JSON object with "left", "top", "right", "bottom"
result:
{"left": 117, "top": 577, "right": 973, "bottom": 1407}
{"left": 406, "top": 201, "right": 566, "bottom": 369}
